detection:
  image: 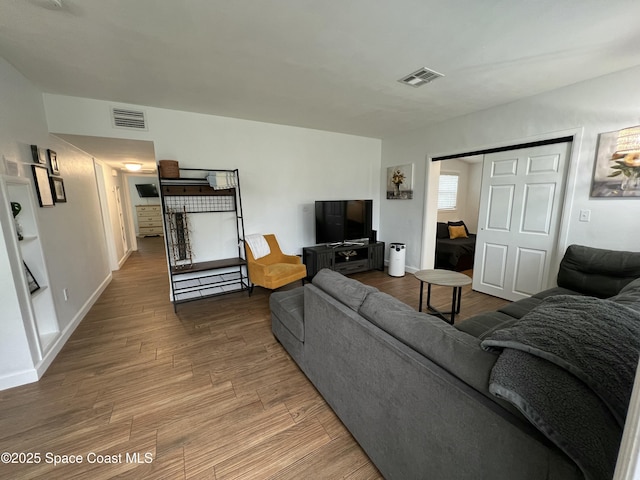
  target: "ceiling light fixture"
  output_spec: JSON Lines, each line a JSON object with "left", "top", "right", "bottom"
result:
{"left": 123, "top": 162, "right": 142, "bottom": 172}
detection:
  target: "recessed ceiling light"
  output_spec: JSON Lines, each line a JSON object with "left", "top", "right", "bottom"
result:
{"left": 398, "top": 67, "right": 444, "bottom": 88}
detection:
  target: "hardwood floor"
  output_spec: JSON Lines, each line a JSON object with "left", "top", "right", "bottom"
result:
{"left": 0, "top": 237, "right": 507, "bottom": 479}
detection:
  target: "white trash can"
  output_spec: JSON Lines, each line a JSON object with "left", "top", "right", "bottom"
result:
{"left": 388, "top": 243, "right": 406, "bottom": 277}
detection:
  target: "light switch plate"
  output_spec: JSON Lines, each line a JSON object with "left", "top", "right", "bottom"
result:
{"left": 579, "top": 209, "right": 591, "bottom": 222}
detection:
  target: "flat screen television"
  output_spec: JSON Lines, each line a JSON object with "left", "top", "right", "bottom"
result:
{"left": 315, "top": 199, "right": 372, "bottom": 245}
{"left": 135, "top": 183, "right": 159, "bottom": 198}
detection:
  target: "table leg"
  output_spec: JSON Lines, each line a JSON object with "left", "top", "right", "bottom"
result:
{"left": 450, "top": 287, "right": 457, "bottom": 324}
{"left": 423, "top": 283, "right": 465, "bottom": 325}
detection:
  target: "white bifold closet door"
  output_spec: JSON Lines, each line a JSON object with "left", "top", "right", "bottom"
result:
{"left": 472, "top": 142, "right": 571, "bottom": 302}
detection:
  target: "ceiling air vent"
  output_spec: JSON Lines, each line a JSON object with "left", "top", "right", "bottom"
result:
{"left": 111, "top": 107, "right": 147, "bottom": 130}
{"left": 398, "top": 67, "right": 444, "bottom": 87}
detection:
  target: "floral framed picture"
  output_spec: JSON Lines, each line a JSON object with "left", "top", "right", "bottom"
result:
{"left": 386, "top": 164, "right": 414, "bottom": 199}
{"left": 50, "top": 176, "right": 67, "bottom": 203}
{"left": 591, "top": 125, "right": 640, "bottom": 197}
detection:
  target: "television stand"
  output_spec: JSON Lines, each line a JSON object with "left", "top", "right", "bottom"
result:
{"left": 303, "top": 241, "right": 385, "bottom": 279}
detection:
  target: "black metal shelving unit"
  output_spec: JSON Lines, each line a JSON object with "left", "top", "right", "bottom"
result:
{"left": 159, "top": 167, "right": 248, "bottom": 310}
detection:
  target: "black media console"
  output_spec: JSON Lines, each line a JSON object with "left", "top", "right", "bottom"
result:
{"left": 302, "top": 241, "right": 385, "bottom": 279}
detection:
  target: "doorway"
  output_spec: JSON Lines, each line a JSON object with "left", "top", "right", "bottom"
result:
{"left": 428, "top": 135, "right": 576, "bottom": 301}
{"left": 434, "top": 156, "right": 482, "bottom": 272}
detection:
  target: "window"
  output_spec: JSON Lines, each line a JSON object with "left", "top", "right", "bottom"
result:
{"left": 438, "top": 173, "right": 459, "bottom": 210}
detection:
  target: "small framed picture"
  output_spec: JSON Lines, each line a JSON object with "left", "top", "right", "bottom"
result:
{"left": 30, "top": 145, "right": 47, "bottom": 165}
{"left": 24, "top": 262, "right": 40, "bottom": 294}
{"left": 50, "top": 176, "right": 67, "bottom": 203}
{"left": 47, "top": 149, "right": 59, "bottom": 175}
{"left": 32, "top": 164, "right": 54, "bottom": 207}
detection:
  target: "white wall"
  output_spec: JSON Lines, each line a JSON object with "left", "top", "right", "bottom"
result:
{"left": 43, "top": 95, "right": 382, "bottom": 257}
{"left": 36, "top": 138, "right": 112, "bottom": 329}
{"left": 0, "top": 58, "right": 112, "bottom": 387}
{"left": 380, "top": 65, "right": 640, "bottom": 271}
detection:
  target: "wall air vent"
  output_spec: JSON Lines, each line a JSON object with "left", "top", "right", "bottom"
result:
{"left": 111, "top": 107, "right": 147, "bottom": 130}
{"left": 398, "top": 67, "right": 444, "bottom": 87}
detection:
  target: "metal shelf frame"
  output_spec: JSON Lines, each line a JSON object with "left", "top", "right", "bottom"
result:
{"left": 159, "top": 168, "right": 248, "bottom": 310}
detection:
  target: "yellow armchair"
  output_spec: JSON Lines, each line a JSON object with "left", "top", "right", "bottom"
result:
{"left": 245, "top": 234, "right": 307, "bottom": 294}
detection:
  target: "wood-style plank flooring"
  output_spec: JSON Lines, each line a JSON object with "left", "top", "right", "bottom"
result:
{"left": 0, "top": 237, "right": 508, "bottom": 479}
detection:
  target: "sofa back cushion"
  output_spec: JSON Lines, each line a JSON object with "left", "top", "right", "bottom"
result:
{"left": 610, "top": 278, "right": 640, "bottom": 313}
{"left": 359, "top": 292, "right": 498, "bottom": 398}
{"left": 312, "top": 268, "right": 378, "bottom": 311}
{"left": 557, "top": 245, "right": 640, "bottom": 298}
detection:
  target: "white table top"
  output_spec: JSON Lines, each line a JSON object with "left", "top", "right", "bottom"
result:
{"left": 414, "top": 269, "right": 472, "bottom": 287}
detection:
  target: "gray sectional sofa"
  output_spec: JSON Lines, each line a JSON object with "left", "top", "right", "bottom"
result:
{"left": 269, "top": 245, "right": 640, "bottom": 480}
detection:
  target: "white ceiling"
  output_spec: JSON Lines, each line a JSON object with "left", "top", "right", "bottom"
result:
{"left": 2, "top": 0, "right": 640, "bottom": 166}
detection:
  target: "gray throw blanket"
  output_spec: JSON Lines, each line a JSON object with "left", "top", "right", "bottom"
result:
{"left": 481, "top": 295, "right": 640, "bottom": 480}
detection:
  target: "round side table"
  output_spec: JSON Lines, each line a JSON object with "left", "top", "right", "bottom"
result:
{"left": 414, "top": 269, "right": 472, "bottom": 324}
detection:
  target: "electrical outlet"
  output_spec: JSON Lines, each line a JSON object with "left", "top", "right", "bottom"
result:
{"left": 579, "top": 209, "right": 591, "bottom": 222}
{"left": 63, "top": 288, "right": 69, "bottom": 301}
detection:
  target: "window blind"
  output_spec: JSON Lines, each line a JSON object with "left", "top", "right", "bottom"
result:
{"left": 438, "top": 174, "right": 458, "bottom": 210}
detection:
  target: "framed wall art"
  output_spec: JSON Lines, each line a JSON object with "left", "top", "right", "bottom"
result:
{"left": 50, "top": 176, "right": 67, "bottom": 203}
{"left": 30, "top": 144, "right": 47, "bottom": 165}
{"left": 24, "top": 262, "right": 40, "bottom": 294}
{"left": 386, "top": 164, "right": 414, "bottom": 200}
{"left": 591, "top": 125, "right": 640, "bottom": 198}
{"left": 47, "top": 149, "right": 60, "bottom": 175}
{"left": 31, "top": 164, "right": 54, "bottom": 207}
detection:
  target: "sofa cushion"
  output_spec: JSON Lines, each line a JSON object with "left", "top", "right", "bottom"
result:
{"left": 448, "top": 224, "right": 468, "bottom": 239}
{"left": 532, "top": 287, "right": 583, "bottom": 300}
{"left": 270, "top": 287, "right": 305, "bottom": 341}
{"left": 557, "top": 245, "right": 640, "bottom": 298}
{"left": 312, "top": 268, "right": 378, "bottom": 311}
{"left": 357, "top": 290, "right": 416, "bottom": 320}
{"left": 360, "top": 292, "right": 498, "bottom": 398}
{"left": 618, "top": 277, "right": 640, "bottom": 296}
{"left": 455, "top": 311, "right": 518, "bottom": 339}
{"left": 610, "top": 278, "right": 640, "bottom": 313}
{"left": 498, "top": 297, "right": 543, "bottom": 319}
{"left": 448, "top": 220, "right": 470, "bottom": 236}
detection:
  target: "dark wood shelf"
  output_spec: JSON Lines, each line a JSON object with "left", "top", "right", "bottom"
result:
{"left": 171, "top": 257, "right": 246, "bottom": 275}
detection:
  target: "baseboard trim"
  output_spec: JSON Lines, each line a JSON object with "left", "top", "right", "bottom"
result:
{"left": 117, "top": 249, "right": 132, "bottom": 269}
{"left": 35, "top": 273, "right": 113, "bottom": 378}
{"left": 0, "top": 368, "right": 39, "bottom": 391}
